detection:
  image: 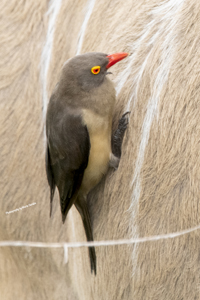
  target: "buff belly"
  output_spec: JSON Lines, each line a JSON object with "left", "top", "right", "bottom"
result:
{"left": 80, "top": 109, "right": 112, "bottom": 194}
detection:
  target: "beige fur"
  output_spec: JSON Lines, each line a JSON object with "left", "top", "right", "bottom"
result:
{"left": 2, "top": 0, "right": 200, "bottom": 299}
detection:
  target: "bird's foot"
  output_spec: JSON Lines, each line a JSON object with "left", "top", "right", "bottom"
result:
{"left": 112, "top": 111, "right": 130, "bottom": 159}
{"left": 118, "top": 111, "right": 130, "bottom": 129}
{"left": 109, "top": 153, "right": 120, "bottom": 169}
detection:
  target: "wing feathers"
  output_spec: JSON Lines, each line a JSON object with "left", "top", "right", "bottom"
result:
{"left": 45, "top": 103, "right": 90, "bottom": 222}
{"left": 45, "top": 145, "right": 55, "bottom": 216}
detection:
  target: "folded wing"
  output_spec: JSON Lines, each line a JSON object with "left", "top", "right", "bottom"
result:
{"left": 45, "top": 101, "right": 90, "bottom": 223}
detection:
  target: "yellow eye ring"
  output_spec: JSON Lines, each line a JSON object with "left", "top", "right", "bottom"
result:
{"left": 91, "top": 66, "right": 101, "bottom": 74}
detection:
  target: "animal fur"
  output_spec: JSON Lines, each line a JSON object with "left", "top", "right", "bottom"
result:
{"left": 1, "top": 0, "right": 200, "bottom": 299}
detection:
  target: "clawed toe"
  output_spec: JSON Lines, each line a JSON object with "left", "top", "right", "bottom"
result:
{"left": 112, "top": 111, "right": 130, "bottom": 158}
{"left": 119, "top": 111, "right": 130, "bottom": 127}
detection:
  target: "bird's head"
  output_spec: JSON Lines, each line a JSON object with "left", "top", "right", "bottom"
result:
{"left": 61, "top": 52, "right": 128, "bottom": 93}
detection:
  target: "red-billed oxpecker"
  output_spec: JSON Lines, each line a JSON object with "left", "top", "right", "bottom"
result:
{"left": 45, "top": 52, "right": 129, "bottom": 275}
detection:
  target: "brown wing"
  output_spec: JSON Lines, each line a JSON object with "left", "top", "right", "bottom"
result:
{"left": 45, "top": 100, "right": 90, "bottom": 223}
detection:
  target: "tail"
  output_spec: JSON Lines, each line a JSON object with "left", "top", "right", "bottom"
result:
{"left": 74, "top": 196, "right": 97, "bottom": 275}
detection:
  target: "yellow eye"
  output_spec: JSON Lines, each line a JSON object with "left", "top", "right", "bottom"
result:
{"left": 91, "top": 66, "right": 101, "bottom": 74}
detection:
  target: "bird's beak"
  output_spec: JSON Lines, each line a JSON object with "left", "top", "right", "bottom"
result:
{"left": 106, "top": 52, "right": 129, "bottom": 69}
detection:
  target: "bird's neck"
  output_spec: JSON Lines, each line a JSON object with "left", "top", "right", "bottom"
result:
{"left": 59, "top": 77, "right": 116, "bottom": 117}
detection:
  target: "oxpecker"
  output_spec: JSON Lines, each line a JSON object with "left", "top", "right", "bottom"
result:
{"left": 45, "top": 52, "right": 129, "bottom": 275}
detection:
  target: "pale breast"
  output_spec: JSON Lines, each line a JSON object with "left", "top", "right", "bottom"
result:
{"left": 80, "top": 109, "right": 112, "bottom": 194}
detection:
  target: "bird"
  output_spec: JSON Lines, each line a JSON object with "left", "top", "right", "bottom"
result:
{"left": 45, "top": 52, "right": 129, "bottom": 275}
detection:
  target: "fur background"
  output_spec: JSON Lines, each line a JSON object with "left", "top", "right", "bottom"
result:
{"left": 1, "top": 0, "right": 200, "bottom": 299}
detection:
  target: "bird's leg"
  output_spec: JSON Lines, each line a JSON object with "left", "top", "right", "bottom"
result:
{"left": 74, "top": 195, "right": 97, "bottom": 275}
{"left": 110, "top": 111, "right": 130, "bottom": 167}
{"left": 109, "top": 153, "right": 120, "bottom": 169}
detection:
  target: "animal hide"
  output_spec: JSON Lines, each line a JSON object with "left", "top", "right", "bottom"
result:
{"left": 1, "top": 0, "right": 200, "bottom": 299}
